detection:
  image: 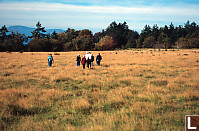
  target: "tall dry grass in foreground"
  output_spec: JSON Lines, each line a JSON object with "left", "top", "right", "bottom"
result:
{"left": 0, "top": 49, "right": 198, "bottom": 130}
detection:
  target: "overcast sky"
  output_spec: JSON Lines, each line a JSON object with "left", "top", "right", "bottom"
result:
{"left": 0, "top": 0, "right": 199, "bottom": 33}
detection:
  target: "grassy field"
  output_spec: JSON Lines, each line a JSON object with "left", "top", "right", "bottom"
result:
{"left": 0, "top": 49, "right": 199, "bottom": 130}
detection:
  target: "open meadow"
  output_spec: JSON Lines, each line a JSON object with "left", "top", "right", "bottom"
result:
{"left": 0, "top": 49, "right": 199, "bottom": 130}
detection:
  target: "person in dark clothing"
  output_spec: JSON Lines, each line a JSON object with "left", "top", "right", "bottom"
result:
{"left": 81, "top": 55, "right": 86, "bottom": 69}
{"left": 76, "top": 54, "right": 81, "bottom": 67}
{"left": 91, "top": 54, "right": 94, "bottom": 67}
{"left": 96, "top": 53, "right": 102, "bottom": 66}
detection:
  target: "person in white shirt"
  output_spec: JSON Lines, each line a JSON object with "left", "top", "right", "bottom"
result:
{"left": 85, "top": 52, "right": 92, "bottom": 68}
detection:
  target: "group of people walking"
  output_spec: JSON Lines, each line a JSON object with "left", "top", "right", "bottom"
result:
{"left": 77, "top": 52, "right": 102, "bottom": 69}
{"left": 47, "top": 52, "right": 102, "bottom": 68}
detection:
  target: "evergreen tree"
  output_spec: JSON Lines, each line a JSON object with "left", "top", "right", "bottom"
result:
{"left": 168, "top": 22, "right": 177, "bottom": 47}
{"left": 152, "top": 24, "right": 159, "bottom": 40}
{"left": 28, "top": 22, "right": 50, "bottom": 51}
{"left": 51, "top": 31, "right": 58, "bottom": 39}
{"left": 190, "top": 22, "right": 197, "bottom": 33}
{"left": 0, "top": 25, "right": 9, "bottom": 42}
{"left": 158, "top": 32, "right": 171, "bottom": 51}
{"left": 162, "top": 25, "right": 169, "bottom": 35}
{"left": 138, "top": 24, "right": 152, "bottom": 48}
{"left": 9, "top": 31, "right": 25, "bottom": 51}
{"left": 31, "top": 22, "right": 46, "bottom": 39}
{"left": 106, "top": 21, "right": 129, "bottom": 48}
{"left": 0, "top": 25, "right": 9, "bottom": 51}
{"left": 125, "top": 30, "right": 139, "bottom": 48}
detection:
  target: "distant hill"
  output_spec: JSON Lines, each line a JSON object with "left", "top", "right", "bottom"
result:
{"left": 8, "top": 25, "right": 65, "bottom": 36}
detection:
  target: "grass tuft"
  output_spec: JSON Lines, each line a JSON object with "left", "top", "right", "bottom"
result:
{"left": 150, "top": 80, "right": 168, "bottom": 87}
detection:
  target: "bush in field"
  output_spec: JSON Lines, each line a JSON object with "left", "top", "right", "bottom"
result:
{"left": 95, "top": 36, "right": 115, "bottom": 50}
{"left": 28, "top": 38, "right": 51, "bottom": 52}
{"left": 157, "top": 32, "right": 171, "bottom": 51}
{"left": 50, "top": 38, "right": 63, "bottom": 52}
{"left": 143, "top": 36, "right": 156, "bottom": 48}
{"left": 175, "top": 36, "right": 199, "bottom": 49}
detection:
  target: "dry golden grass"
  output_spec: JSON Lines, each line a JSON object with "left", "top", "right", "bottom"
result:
{"left": 0, "top": 49, "right": 199, "bottom": 130}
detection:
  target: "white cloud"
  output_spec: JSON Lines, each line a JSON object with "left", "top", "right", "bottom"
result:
{"left": 0, "top": 1, "right": 199, "bottom": 32}
{"left": 0, "top": 2, "right": 198, "bottom": 15}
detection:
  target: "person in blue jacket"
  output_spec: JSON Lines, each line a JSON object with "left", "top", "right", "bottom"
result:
{"left": 48, "top": 54, "right": 54, "bottom": 67}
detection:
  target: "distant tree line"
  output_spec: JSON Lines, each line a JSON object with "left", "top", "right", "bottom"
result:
{"left": 0, "top": 21, "right": 199, "bottom": 52}
{"left": 138, "top": 21, "right": 199, "bottom": 50}
{"left": 0, "top": 25, "right": 26, "bottom": 52}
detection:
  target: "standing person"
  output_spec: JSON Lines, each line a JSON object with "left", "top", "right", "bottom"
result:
{"left": 81, "top": 55, "right": 86, "bottom": 69}
{"left": 96, "top": 53, "right": 102, "bottom": 66}
{"left": 48, "top": 54, "right": 54, "bottom": 67}
{"left": 76, "top": 54, "right": 81, "bottom": 67}
{"left": 85, "top": 52, "right": 92, "bottom": 68}
{"left": 91, "top": 54, "right": 94, "bottom": 67}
